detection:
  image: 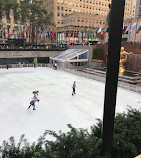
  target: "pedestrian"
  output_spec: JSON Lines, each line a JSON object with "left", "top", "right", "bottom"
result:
{"left": 28, "top": 98, "right": 39, "bottom": 110}
{"left": 6, "top": 64, "right": 9, "bottom": 69}
{"left": 72, "top": 81, "right": 76, "bottom": 96}
{"left": 55, "top": 62, "right": 57, "bottom": 70}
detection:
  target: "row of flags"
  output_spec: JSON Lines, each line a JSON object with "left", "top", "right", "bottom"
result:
{"left": 124, "top": 22, "right": 141, "bottom": 35}
{"left": 64, "top": 26, "right": 109, "bottom": 39}
{"left": 0, "top": 25, "right": 56, "bottom": 39}
{"left": 1, "top": 22, "right": 140, "bottom": 40}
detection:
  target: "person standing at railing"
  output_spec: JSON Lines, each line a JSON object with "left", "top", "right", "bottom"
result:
{"left": 72, "top": 81, "right": 76, "bottom": 96}
{"left": 55, "top": 62, "right": 57, "bottom": 70}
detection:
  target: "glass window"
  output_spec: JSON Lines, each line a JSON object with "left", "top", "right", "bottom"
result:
{"left": 79, "top": 52, "right": 88, "bottom": 59}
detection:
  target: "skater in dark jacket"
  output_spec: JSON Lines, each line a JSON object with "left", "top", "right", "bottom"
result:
{"left": 28, "top": 98, "right": 39, "bottom": 110}
{"left": 72, "top": 81, "right": 76, "bottom": 96}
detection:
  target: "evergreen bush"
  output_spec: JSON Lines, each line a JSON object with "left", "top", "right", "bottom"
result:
{"left": 0, "top": 108, "right": 140, "bottom": 158}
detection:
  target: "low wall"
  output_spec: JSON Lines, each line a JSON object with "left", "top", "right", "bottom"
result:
{"left": 0, "top": 50, "right": 61, "bottom": 59}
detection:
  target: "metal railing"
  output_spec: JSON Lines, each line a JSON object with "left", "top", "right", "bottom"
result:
{"left": 60, "top": 67, "right": 141, "bottom": 94}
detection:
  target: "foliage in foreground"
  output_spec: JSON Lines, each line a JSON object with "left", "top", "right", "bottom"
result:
{"left": 0, "top": 107, "right": 141, "bottom": 158}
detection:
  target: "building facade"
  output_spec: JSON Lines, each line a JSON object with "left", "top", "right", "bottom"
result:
{"left": 44, "top": 0, "right": 140, "bottom": 27}
{"left": 44, "top": 0, "right": 110, "bottom": 28}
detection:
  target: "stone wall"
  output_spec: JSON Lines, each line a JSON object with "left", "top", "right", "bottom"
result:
{"left": 95, "top": 43, "right": 141, "bottom": 72}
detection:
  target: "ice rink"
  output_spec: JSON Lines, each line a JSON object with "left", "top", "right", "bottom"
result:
{"left": 0, "top": 67, "right": 140, "bottom": 144}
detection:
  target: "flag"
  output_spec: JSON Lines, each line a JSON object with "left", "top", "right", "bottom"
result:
{"left": 97, "top": 28, "right": 102, "bottom": 38}
{"left": 92, "top": 32, "right": 95, "bottom": 38}
{"left": 95, "top": 27, "right": 99, "bottom": 34}
{"left": 17, "top": 26, "right": 20, "bottom": 38}
{"left": 3, "top": 26, "right": 6, "bottom": 38}
{"left": 81, "top": 29, "right": 83, "bottom": 41}
{"left": 72, "top": 31, "right": 74, "bottom": 38}
{"left": 21, "top": 26, "right": 23, "bottom": 37}
{"left": 64, "top": 31, "right": 66, "bottom": 37}
{"left": 26, "top": 30, "right": 28, "bottom": 38}
{"left": 12, "top": 25, "right": 15, "bottom": 35}
{"left": 101, "top": 26, "right": 109, "bottom": 38}
{"left": 70, "top": 31, "right": 72, "bottom": 37}
{"left": 78, "top": 31, "right": 81, "bottom": 37}
{"left": 136, "top": 23, "right": 141, "bottom": 34}
{"left": 51, "top": 29, "right": 54, "bottom": 38}
{"left": 128, "top": 22, "right": 137, "bottom": 35}
{"left": 124, "top": 22, "right": 131, "bottom": 34}
{"left": 7, "top": 26, "right": 10, "bottom": 37}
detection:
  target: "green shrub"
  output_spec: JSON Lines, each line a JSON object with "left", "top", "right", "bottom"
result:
{"left": 93, "top": 48, "right": 104, "bottom": 60}
{"left": 0, "top": 108, "right": 140, "bottom": 158}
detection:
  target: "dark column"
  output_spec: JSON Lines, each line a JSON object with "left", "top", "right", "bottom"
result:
{"left": 102, "top": 0, "right": 125, "bottom": 155}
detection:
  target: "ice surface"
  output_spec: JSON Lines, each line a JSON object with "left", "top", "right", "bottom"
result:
{"left": 0, "top": 67, "right": 140, "bottom": 144}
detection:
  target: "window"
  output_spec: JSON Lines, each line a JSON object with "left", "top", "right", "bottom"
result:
{"left": 57, "top": 6, "right": 60, "bottom": 10}
{"left": 57, "top": 20, "right": 60, "bottom": 24}
{"left": 61, "top": 20, "right": 63, "bottom": 24}
{"left": 65, "top": 8, "right": 67, "bottom": 11}
{"left": 93, "top": 0, "right": 95, "bottom": 4}
{"left": 78, "top": 17, "right": 80, "bottom": 22}
{"left": 61, "top": 13, "right": 63, "bottom": 16}
{"left": 61, "top": 7, "right": 63, "bottom": 10}
{"left": 57, "top": 12, "right": 60, "bottom": 16}
{"left": 99, "top": 2, "right": 101, "bottom": 5}
{"left": 82, "top": 18, "right": 84, "bottom": 22}
{"left": 93, "top": 6, "right": 95, "bottom": 10}
{"left": 69, "top": 8, "right": 71, "bottom": 12}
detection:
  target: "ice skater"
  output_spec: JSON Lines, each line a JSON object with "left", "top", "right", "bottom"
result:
{"left": 72, "top": 81, "right": 76, "bottom": 96}
{"left": 28, "top": 98, "right": 39, "bottom": 110}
